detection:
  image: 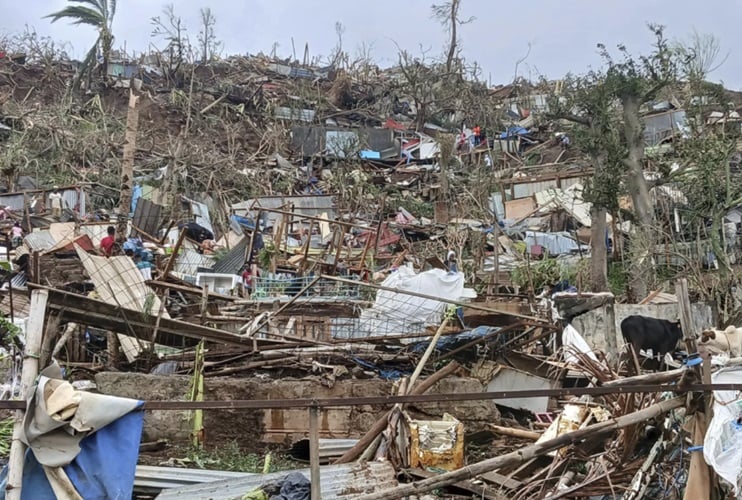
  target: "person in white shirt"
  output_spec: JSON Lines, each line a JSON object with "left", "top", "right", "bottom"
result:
{"left": 49, "top": 188, "right": 64, "bottom": 218}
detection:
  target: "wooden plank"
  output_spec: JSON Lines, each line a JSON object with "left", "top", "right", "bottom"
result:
{"left": 147, "top": 280, "right": 236, "bottom": 301}
{"left": 407, "top": 468, "right": 506, "bottom": 500}
{"left": 504, "top": 197, "right": 536, "bottom": 220}
{"left": 6, "top": 289, "right": 48, "bottom": 500}
{"left": 31, "top": 284, "right": 279, "bottom": 349}
{"left": 479, "top": 471, "right": 524, "bottom": 491}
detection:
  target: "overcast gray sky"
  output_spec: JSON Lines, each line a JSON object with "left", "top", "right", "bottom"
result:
{"left": 1, "top": 0, "right": 740, "bottom": 89}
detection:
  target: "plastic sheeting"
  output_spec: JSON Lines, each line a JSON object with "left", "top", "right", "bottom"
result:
{"left": 703, "top": 365, "right": 742, "bottom": 495}
{"left": 411, "top": 326, "right": 501, "bottom": 354}
{"left": 562, "top": 324, "right": 599, "bottom": 364}
{"left": 525, "top": 231, "right": 586, "bottom": 256}
{"left": 355, "top": 265, "right": 466, "bottom": 337}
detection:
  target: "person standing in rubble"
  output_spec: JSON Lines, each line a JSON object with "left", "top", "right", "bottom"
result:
{"left": 445, "top": 249, "right": 458, "bottom": 273}
{"left": 48, "top": 187, "right": 64, "bottom": 218}
{"left": 473, "top": 125, "right": 482, "bottom": 146}
{"left": 10, "top": 222, "right": 23, "bottom": 249}
{"left": 135, "top": 252, "right": 153, "bottom": 280}
{"left": 100, "top": 226, "right": 116, "bottom": 257}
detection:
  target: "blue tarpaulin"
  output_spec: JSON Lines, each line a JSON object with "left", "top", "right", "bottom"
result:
{"left": 231, "top": 214, "right": 257, "bottom": 231}
{"left": 499, "top": 127, "right": 529, "bottom": 139}
{"left": 410, "top": 326, "right": 502, "bottom": 354}
{"left": 0, "top": 404, "right": 144, "bottom": 500}
{"left": 131, "top": 183, "right": 143, "bottom": 215}
{"left": 351, "top": 357, "right": 408, "bottom": 380}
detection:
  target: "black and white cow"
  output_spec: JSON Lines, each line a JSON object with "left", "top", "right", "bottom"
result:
{"left": 620, "top": 315, "right": 683, "bottom": 369}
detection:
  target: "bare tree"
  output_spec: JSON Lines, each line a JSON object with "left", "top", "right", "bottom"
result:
{"left": 197, "top": 7, "right": 222, "bottom": 64}
{"left": 430, "top": 0, "right": 475, "bottom": 74}
{"left": 330, "top": 21, "right": 346, "bottom": 67}
{"left": 151, "top": 4, "right": 191, "bottom": 84}
{"left": 675, "top": 29, "right": 729, "bottom": 81}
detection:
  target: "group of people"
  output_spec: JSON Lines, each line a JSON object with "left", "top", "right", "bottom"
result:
{"left": 100, "top": 226, "right": 153, "bottom": 279}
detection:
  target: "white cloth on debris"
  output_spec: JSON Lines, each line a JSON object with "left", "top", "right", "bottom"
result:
{"left": 703, "top": 365, "right": 742, "bottom": 495}
{"left": 562, "top": 324, "right": 599, "bottom": 364}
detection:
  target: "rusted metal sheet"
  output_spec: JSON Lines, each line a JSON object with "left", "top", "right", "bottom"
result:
{"left": 407, "top": 413, "right": 464, "bottom": 471}
{"left": 132, "top": 198, "right": 164, "bottom": 237}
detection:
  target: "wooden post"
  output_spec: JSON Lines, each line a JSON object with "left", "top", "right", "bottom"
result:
{"left": 8, "top": 278, "right": 13, "bottom": 323}
{"left": 118, "top": 89, "right": 140, "bottom": 241}
{"left": 200, "top": 284, "right": 209, "bottom": 325}
{"left": 675, "top": 279, "right": 698, "bottom": 354}
{"left": 491, "top": 222, "right": 500, "bottom": 296}
{"left": 300, "top": 221, "right": 315, "bottom": 274}
{"left": 162, "top": 228, "right": 186, "bottom": 278}
{"left": 6, "top": 289, "right": 48, "bottom": 500}
{"left": 309, "top": 405, "right": 321, "bottom": 500}
{"left": 334, "top": 360, "right": 460, "bottom": 464}
{"left": 245, "top": 209, "right": 262, "bottom": 268}
{"left": 356, "top": 228, "right": 373, "bottom": 273}
{"left": 331, "top": 224, "right": 347, "bottom": 274}
{"left": 32, "top": 251, "right": 39, "bottom": 285}
{"left": 408, "top": 317, "right": 450, "bottom": 388}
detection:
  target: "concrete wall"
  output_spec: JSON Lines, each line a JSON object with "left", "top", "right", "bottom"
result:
{"left": 95, "top": 373, "right": 499, "bottom": 446}
{"left": 571, "top": 302, "right": 713, "bottom": 359}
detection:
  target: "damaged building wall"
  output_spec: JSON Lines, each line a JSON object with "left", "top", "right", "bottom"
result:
{"left": 95, "top": 373, "right": 499, "bottom": 445}
{"left": 571, "top": 302, "right": 713, "bottom": 355}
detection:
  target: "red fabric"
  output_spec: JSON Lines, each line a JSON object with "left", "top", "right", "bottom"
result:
{"left": 383, "top": 118, "right": 408, "bottom": 131}
{"left": 100, "top": 235, "right": 115, "bottom": 256}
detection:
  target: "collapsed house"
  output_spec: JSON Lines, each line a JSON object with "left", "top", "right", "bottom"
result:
{"left": 0, "top": 50, "right": 741, "bottom": 500}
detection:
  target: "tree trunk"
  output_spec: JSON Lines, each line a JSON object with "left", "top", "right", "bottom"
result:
{"left": 590, "top": 206, "right": 608, "bottom": 292}
{"left": 622, "top": 94, "right": 653, "bottom": 301}
{"left": 445, "top": 0, "right": 459, "bottom": 73}
{"left": 118, "top": 90, "right": 140, "bottom": 241}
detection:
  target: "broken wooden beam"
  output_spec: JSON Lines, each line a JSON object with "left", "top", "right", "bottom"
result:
{"left": 489, "top": 424, "right": 541, "bottom": 440}
{"left": 334, "top": 360, "right": 461, "bottom": 464}
{"left": 406, "top": 468, "right": 504, "bottom": 500}
{"left": 6, "top": 289, "right": 48, "bottom": 500}
{"left": 146, "top": 280, "right": 237, "bottom": 302}
{"left": 360, "top": 397, "right": 685, "bottom": 500}
{"left": 30, "top": 284, "right": 276, "bottom": 349}
{"left": 602, "top": 367, "right": 686, "bottom": 387}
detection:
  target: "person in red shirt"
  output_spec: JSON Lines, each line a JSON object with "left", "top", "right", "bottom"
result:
{"left": 100, "top": 226, "right": 116, "bottom": 257}
{"left": 473, "top": 125, "right": 482, "bottom": 146}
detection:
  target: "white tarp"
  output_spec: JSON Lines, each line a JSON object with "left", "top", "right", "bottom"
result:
{"left": 703, "top": 365, "right": 742, "bottom": 495}
{"left": 562, "top": 323, "right": 599, "bottom": 364}
{"left": 353, "top": 265, "right": 469, "bottom": 337}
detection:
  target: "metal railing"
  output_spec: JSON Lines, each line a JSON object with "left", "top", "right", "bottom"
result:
{"left": 251, "top": 275, "right": 361, "bottom": 301}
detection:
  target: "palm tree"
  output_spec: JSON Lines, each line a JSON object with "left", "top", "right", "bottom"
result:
{"left": 46, "top": 0, "right": 117, "bottom": 84}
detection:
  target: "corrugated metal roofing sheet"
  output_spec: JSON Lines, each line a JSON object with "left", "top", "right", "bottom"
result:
{"left": 155, "top": 461, "right": 397, "bottom": 500}
{"left": 132, "top": 198, "right": 164, "bottom": 237}
{"left": 275, "top": 106, "right": 316, "bottom": 122}
{"left": 23, "top": 231, "right": 57, "bottom": 252}
{"left": 231, "top": 195, "right": 335, "bottom": 230}
{"left": 174, "top": 248, "right": 216, "bottom": 277}
{"left": 135, "top": 465, "right": 255, "bottom": 492}
{"left": 211, "top": 236, "right": 248, "bottom": 275}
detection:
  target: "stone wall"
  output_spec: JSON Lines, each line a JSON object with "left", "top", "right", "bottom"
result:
{"left": 571, "top": 302, "right": 714, "bottom": 360}
{"left": 95, "top": 373, "right": 499, "bottom": 446}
